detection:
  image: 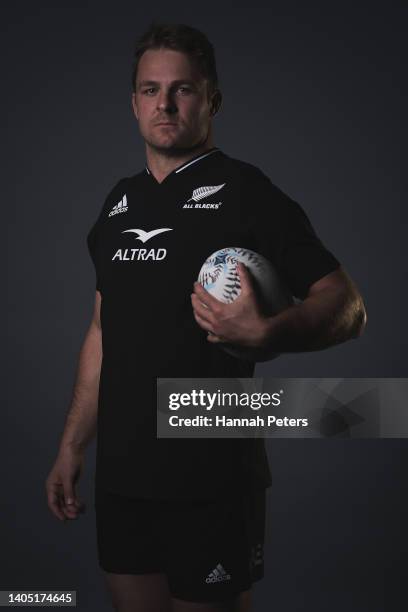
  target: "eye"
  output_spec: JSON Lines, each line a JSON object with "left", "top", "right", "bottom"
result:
{"left": 178, "top": 86, "right": 192, "bottom": 94}
{"left": 143, "top": 88, "right": 156, "bottom": 95}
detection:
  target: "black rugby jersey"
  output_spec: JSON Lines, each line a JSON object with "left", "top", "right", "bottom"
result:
{"left": 87, "top": 147, "right": 340, "bottom": 499}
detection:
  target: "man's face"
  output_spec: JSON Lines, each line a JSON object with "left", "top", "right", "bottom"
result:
{"left": 132, "top": 48, "right": 216, "bottom": 152}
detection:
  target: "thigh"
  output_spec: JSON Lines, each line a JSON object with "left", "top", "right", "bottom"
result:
{"left": 171, "top": 588, "right": 251, "bottom": 612}
{"left": 164, "top": 488, "right": 266, "bottom": 605}
{"left": 103, "top": 572, "right": 172, "bottom": 612}
{"left": 94, "top": 487, "right": 165, "bottom": 574}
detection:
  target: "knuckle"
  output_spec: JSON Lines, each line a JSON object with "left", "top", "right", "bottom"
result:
{"left": 212, "top": 322, "right": 221, "bottom": 335}
{"left": 212, "top": 304, "right": 221, "bottom": 316}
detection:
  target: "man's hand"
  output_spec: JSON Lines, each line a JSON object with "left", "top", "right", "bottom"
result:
{"left": 191, "top": 262, "right": 269, "bottom": 348}
{"left": 192, "top": 264, "right": 366, "bottom": 355}
{"left": 45, "top": 446, "right": 86, "bottom": 522}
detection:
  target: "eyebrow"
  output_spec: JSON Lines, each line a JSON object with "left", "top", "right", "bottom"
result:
{"left": 138, "top": 79, "right": 197, "bottom": 89}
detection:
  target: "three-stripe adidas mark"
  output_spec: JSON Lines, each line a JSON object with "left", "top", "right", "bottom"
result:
{"left": 109, "top": 194, "right": 128, "bottom": 217}
{"left": 205, "top": 563, "right": 231, "bottom": 583}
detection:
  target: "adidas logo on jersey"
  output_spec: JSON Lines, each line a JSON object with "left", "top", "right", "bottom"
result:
{"left": 205, "top": 563, "right": 231, "bottom": 583}
{"left": 183, "top": 184, "right": 225, "bottom": 209}
{"left": 109, "top": 194, "right": 128, "bottom": 217}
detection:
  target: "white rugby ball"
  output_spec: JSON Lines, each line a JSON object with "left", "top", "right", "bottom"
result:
{"left": 197, "top": 247, "right": 293, "bottom": 361}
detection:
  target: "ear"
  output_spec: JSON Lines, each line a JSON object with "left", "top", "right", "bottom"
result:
{"left": 210, "top": 90, "right": 222, "bottom": 117}
{"left": 131, "top": 92, "right": 139, "bottom": 120}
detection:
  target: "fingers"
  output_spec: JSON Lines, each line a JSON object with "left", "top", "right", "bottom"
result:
{"left": 236, "top": 262, "right": 253, "bottom": 296}
{"left": 61, "top": 479, "right": 82, "bottom": 520}
{"left": 193, "top": 309, "right": 214, "bottom": 333}
{"left": 192, "top": 308, "right": 225, "bottom": 343}
{"left": 63, "top": 495, "right": 86, "bottom": 518}
{"left": 193, "top": 282, "right": 223, "bottom": 310}
{"left": 191, "top": 294, "right": 215, "bottom": 325}
{"left": 191, "top": 295, "right": 226, "bottom": 345}
{"left": 206, "top": 332, "right": 223, "bottom": 343}
{"left": 46, "top": 479, "right": 85, "bottom": 522}
{"left": 192, "top": 263, "right": 257, "bottom": 346}
{"left": 46, "top": 482, "right": 67, "bottom": 522}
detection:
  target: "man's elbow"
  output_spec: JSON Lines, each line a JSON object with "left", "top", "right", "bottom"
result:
{"left": 350, "top": 294, "right": 367, "bottom": 339}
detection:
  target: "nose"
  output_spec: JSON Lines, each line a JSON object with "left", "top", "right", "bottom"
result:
{"left": 157, "top": 88, "right": 177, "bottom": 114}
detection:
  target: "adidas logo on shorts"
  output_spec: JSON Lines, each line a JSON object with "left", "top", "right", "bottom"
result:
{"left": 205, "top": 563, "right": 231, "bottom": 583}
{"left": 250, "top": 543, "right": 264, "bottom": 569}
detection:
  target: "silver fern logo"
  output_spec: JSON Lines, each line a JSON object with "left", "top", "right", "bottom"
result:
{"left": 183, "top": 183, "right": 226, "bottom": 209}
{"left": 188, "top": 183, "right": 226, "bottom": 202}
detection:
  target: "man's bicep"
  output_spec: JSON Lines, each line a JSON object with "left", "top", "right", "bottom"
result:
{"left": 305, "top": 266, "right": 367, "bottom": 338}
{"left": 306, "top": 266, "right": 354, "bottom": 297}
{"left": 306, "top": 266, "right": 367, "bottom": 329}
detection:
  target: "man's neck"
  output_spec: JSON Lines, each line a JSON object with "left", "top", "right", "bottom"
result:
{"left": 145, "top": 142, "right": 216, "bottom": 184}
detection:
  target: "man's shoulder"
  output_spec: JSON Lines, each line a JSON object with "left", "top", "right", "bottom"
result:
{"left": 220, "top": 151, "right": 286, "bottom": 197}
{"left": 222, "top": 152, "right": 263, "bottom": 174}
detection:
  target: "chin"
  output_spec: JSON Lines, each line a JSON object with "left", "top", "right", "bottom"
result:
{"left": 148, "top": 135, "right": 187, "bottom": 151}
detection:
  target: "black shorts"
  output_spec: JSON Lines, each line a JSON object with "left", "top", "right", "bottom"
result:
{"left": 94, "top": 486, "right": 266, "bottom": 603}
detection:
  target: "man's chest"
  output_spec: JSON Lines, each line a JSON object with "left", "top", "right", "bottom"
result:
{"left": 96, "top": 178, "right": 259, "bottom": 296}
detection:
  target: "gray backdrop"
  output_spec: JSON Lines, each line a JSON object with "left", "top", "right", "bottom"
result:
{"left": 3, "top": 1, "right": 407, "bottom": 611}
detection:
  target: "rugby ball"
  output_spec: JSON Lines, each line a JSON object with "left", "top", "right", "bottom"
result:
{"left": 197, "top": 247, "right": 293, "bottom": 361}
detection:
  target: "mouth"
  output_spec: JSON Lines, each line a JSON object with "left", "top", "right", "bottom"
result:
{"left": 155, "top": 122, "right": 178, "bottom": 126}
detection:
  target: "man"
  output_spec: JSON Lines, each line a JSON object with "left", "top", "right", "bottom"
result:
{"left": 45, "top": 22, "right": 366, "bottom": 612}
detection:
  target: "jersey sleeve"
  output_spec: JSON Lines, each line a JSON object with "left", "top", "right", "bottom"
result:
{"left": 86, "top": 179, "right": 126, "bottom": 292}
{"left": 250, "top": 171, "right": 341, "bottom": 300}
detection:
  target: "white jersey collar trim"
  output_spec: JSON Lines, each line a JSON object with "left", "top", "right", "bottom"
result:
{"left": 144, "top": 147, "right": 220, "bottom": 177}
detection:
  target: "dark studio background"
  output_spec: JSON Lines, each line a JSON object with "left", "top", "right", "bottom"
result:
{"left": 3, "top": 1, "right": 407, "bottom": 611}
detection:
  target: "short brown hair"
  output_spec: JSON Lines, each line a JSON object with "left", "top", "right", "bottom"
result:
{"left": 131, "top": 22, "right": 219, "bottom": 96}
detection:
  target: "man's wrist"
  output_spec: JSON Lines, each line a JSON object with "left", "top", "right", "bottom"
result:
{"left": 256, "top": 304, "right": 301, "bottom": 352}
{"left": 254, "top": 314, "right": 279, "bottom": 349}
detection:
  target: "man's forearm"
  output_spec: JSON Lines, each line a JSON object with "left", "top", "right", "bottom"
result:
{"left": 59, "top": 322, "right": 102, "bottom": 452}
{"left": 262, "top": 286, "right": 366, "bottom": 353}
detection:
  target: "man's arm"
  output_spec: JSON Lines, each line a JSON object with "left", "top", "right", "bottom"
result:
{"left": 59, "top": 290, "right": 103, "bottom": 451}
{"left": 258, "top": 266, "right": 367, "bottom": 353}
{"left": 45, "top": 291, "right": 102, "bottom": 521}
{"left": 191, "top": 265, "right": 367, "bottom": 354}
